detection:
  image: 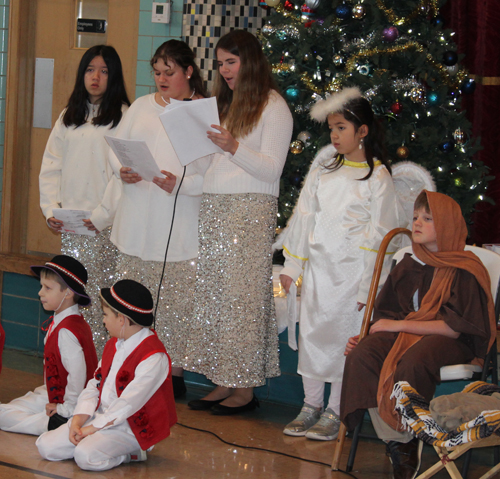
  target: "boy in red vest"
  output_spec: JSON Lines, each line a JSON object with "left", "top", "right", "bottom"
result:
{"left": 0, "top": 255, "right": 97, "bottom": 435}
{"left": 36, "top": 279, "right": 177, "bottom": 471}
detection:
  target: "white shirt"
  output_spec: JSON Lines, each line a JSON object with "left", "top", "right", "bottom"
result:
{"left": 109, "top": 94, "right": 211, "bottom": 261}
{"left": 44, "top": 304, "right": 88, "bottom": 418}
{"left": 74, "top": 328, "right": 169, "bottom": 430}
{"left": 202, "top": 90, "right": 293, "bottom": 197}
{"left": 39, "top": 104, "right": 127, "bottom": 232}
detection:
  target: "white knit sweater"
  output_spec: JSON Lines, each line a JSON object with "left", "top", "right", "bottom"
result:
{"left": 202, "top": 90, "right": 293, "bottom": 197}
{"left": 109, "top": 94, "right": 211, "bottom": 262}
{"left": 39, "top": 104, "right": 127, "bottom": 232}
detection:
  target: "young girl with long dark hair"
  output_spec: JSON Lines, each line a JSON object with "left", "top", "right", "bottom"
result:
{"left": 39, "top": 45, "right": 130, "bottom": 356}
{"left": 278, "top": 87, "right": 402, "bottom": 440}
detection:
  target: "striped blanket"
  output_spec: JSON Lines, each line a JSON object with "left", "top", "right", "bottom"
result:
{"left": 392, "top": 381, "right": 500, "bottom": 448}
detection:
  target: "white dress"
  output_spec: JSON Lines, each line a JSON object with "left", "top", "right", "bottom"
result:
{"left": 279, "top": 145, "right": 402, "bottom": 383}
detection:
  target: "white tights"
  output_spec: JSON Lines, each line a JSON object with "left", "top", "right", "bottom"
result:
{"left": 303, "top": 376, "right": 341, "bottom": 414}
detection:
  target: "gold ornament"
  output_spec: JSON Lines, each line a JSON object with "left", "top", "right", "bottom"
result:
{"left": 333, "top": 54, "right": 345, "bottom": 66}
{"left": 290, "top": 140, "right": 305, "bottom": 154}
{"left": 265, "top": 0, "right": 281, "bottom": 7}
{"left": 325, "top": 77, "right": 343, "bottom": 93}
{"left": 410, "top": 85, "right": 425, "bottom": 103}
{"left": 396, "top": 145, "right": 410, "bottom": 159}
{"left": 352, "top": 4, "right": 366, "bottom": 19}
{"left": 453, "top": 128, "right": 465, "bottom": 144}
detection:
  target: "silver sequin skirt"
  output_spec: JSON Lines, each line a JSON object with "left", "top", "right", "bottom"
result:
{"left": 61, "top": 228, "right": 118, "bottom": 358}
{"left": 114, "top": 252, "right": 196, "bottom": 368}
{"left": 184, "top": 193, "right": 281, "bottom": 387}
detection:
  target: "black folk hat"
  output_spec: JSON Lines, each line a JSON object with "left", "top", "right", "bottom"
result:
{"left": 101, "top": 279, "right": 154, "bottom": 327}
{"left": 31, "top": 255, "right": 91, "bottom": 306}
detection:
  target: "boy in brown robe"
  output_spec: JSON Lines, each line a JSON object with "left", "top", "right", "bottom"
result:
{"left": 340, "top": 190, "right": 496, "bottom": 479}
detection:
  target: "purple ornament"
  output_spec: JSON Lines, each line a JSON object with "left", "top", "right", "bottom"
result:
{"left": 382, "top": 26, "right": 399, "bottom": 42}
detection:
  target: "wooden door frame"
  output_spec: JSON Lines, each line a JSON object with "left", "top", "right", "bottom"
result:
{"left": 0, "top": 0, "right": 45, "bottom": 273}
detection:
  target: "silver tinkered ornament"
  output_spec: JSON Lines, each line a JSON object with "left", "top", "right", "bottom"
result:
{"left": 262, "top": 23, "right": 275, "bottom": 36}
{"left": 305, "top": 0, "right": 321, "bottom": 8}
{"left": 297, "top": 131, "right": 312, "bottom": 146}
{"left": 445, "top": 64, "right": 459, "bottom": 76}
{"left": 333, "top": 54, "right": 345, "bottom": 67}
{"left": 358, "top": 63, "right": 373, "bottom": 76}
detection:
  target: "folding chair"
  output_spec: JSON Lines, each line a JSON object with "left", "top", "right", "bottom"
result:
{"left": 393, "top": 381, "right": 500, "bottom": 479}
{"left": 331, "top": 228, "right": 500, "bottom": 473}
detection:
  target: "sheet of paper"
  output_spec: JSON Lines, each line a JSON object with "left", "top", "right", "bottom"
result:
{"left": 52, "top": 209, "right": 96, "bottom": 237}
{"left": 159, "top": 97, "right": 223, "bottom": 166}
{"left": 105, "top": 136, "right": 162, "bottom": 182}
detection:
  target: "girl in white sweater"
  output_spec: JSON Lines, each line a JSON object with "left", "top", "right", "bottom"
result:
{"left": 39, "top": 45, "right": 130, "bottom": 356}
{"left": 184, "top": 30, "right": 293, "bottom": 415}
{"left": 109, "top": 40, "right": 210, "bottom": 398}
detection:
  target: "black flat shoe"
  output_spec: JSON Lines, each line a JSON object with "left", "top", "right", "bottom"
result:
{"left": 188, "top": 397, "right": 226, "bottom": 410}
{"left": 210, "top": 396, "right": 260, "bottom": 416}
{"left": 172, "top": 376, "right": 187, "bottom": 399}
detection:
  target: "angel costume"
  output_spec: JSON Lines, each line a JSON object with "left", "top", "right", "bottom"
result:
{"left": 279, "top": 144, "right": 402, "bottom": 386}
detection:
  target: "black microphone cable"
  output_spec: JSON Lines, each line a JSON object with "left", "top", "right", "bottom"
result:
{"left": 153, "top": 165, "right": 187, "bottom": 329}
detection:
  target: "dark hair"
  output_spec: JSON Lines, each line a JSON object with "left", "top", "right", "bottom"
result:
{"left": 325, "top": 97, "right": 390, "bottom": 180}
{"left": 213, "top": 29, "right": 279, "bottom": 138}
{"left": 63, "top": 45, "right": 130, "bottom": 129}
{"left": 414, "top": 190, "right": 431, "bottom": 213}
{"left": 150, "top": 40, "right": 207, "bottom": 99}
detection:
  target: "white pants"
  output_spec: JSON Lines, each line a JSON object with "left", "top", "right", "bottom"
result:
{"left": 368, "top": 408, "right": 414, "bottom": 443}
{"left": 0, "top": 385, "right": 49, "bottom": 435}
{"left": 303, "top": 376, "right": 342, "bottom": 414}
{"left": 36, "top": 416, "right": 141, "bottom": 471}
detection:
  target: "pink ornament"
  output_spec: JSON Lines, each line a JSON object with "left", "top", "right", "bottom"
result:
{"left": 382, "top": 26, "right": 399, "bottom": 42}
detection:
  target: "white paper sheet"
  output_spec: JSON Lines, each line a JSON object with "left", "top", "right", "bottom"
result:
{"left": 105, "top": 136, "right": 163, "bottom": 182}
{"left": 159, "top": 97, "right": 223, "bottom": 166}
{"left": 52, "top": 209, "right": 96, "bottom": 237}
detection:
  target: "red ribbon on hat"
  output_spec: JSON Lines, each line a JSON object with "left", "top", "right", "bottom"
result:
{"left": 110, "top": 286, "right": 153, "bottom": 314}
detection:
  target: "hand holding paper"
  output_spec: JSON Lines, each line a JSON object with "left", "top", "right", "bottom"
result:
{"left": 52, "top": 209, "right": 96, "bottom": 237}
{"left": 105, "top": 136, "right": 163, "bottom": 182}
{"left": 206, "top": 124, "right": 239, "bottom": 156}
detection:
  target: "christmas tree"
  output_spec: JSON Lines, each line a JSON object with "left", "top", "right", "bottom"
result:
{"left": 259, "top": 0, "right": 491, "bottom": 229}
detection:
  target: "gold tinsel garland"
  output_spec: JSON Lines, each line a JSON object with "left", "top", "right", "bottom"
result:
{"left": 345, "top": 42, "right": 468, "bottom": 90}
{"left": 376, "top": 0, "right": 439, "bottom": 26}
{"left": 270, "top": 3, "right": 470, "bottom": 95}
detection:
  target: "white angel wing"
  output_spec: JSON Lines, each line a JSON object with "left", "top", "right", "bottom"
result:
{"left": 392, "top": 161, "right": 436, "bottom": 245}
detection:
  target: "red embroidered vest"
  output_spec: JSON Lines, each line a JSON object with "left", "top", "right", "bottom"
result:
{"left": 96, "top": 332, "right": 177, "bottom": 450}
{"left": 44, "top": 314, "right": 98, "bottom": 404}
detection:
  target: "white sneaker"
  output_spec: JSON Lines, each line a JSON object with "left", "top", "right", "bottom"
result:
{"left": 305, "top": 408, "right": 341, "bottom": 441}
{"left": 283, "top": 403, "right": 322, "bottom": 437}
{"left": 129, "top": 449, "right": 148, "bottom": 462}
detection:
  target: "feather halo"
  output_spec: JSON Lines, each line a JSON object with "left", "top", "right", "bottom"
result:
{"left": 309, "top": 87, "right": 363, "bottom": 122}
